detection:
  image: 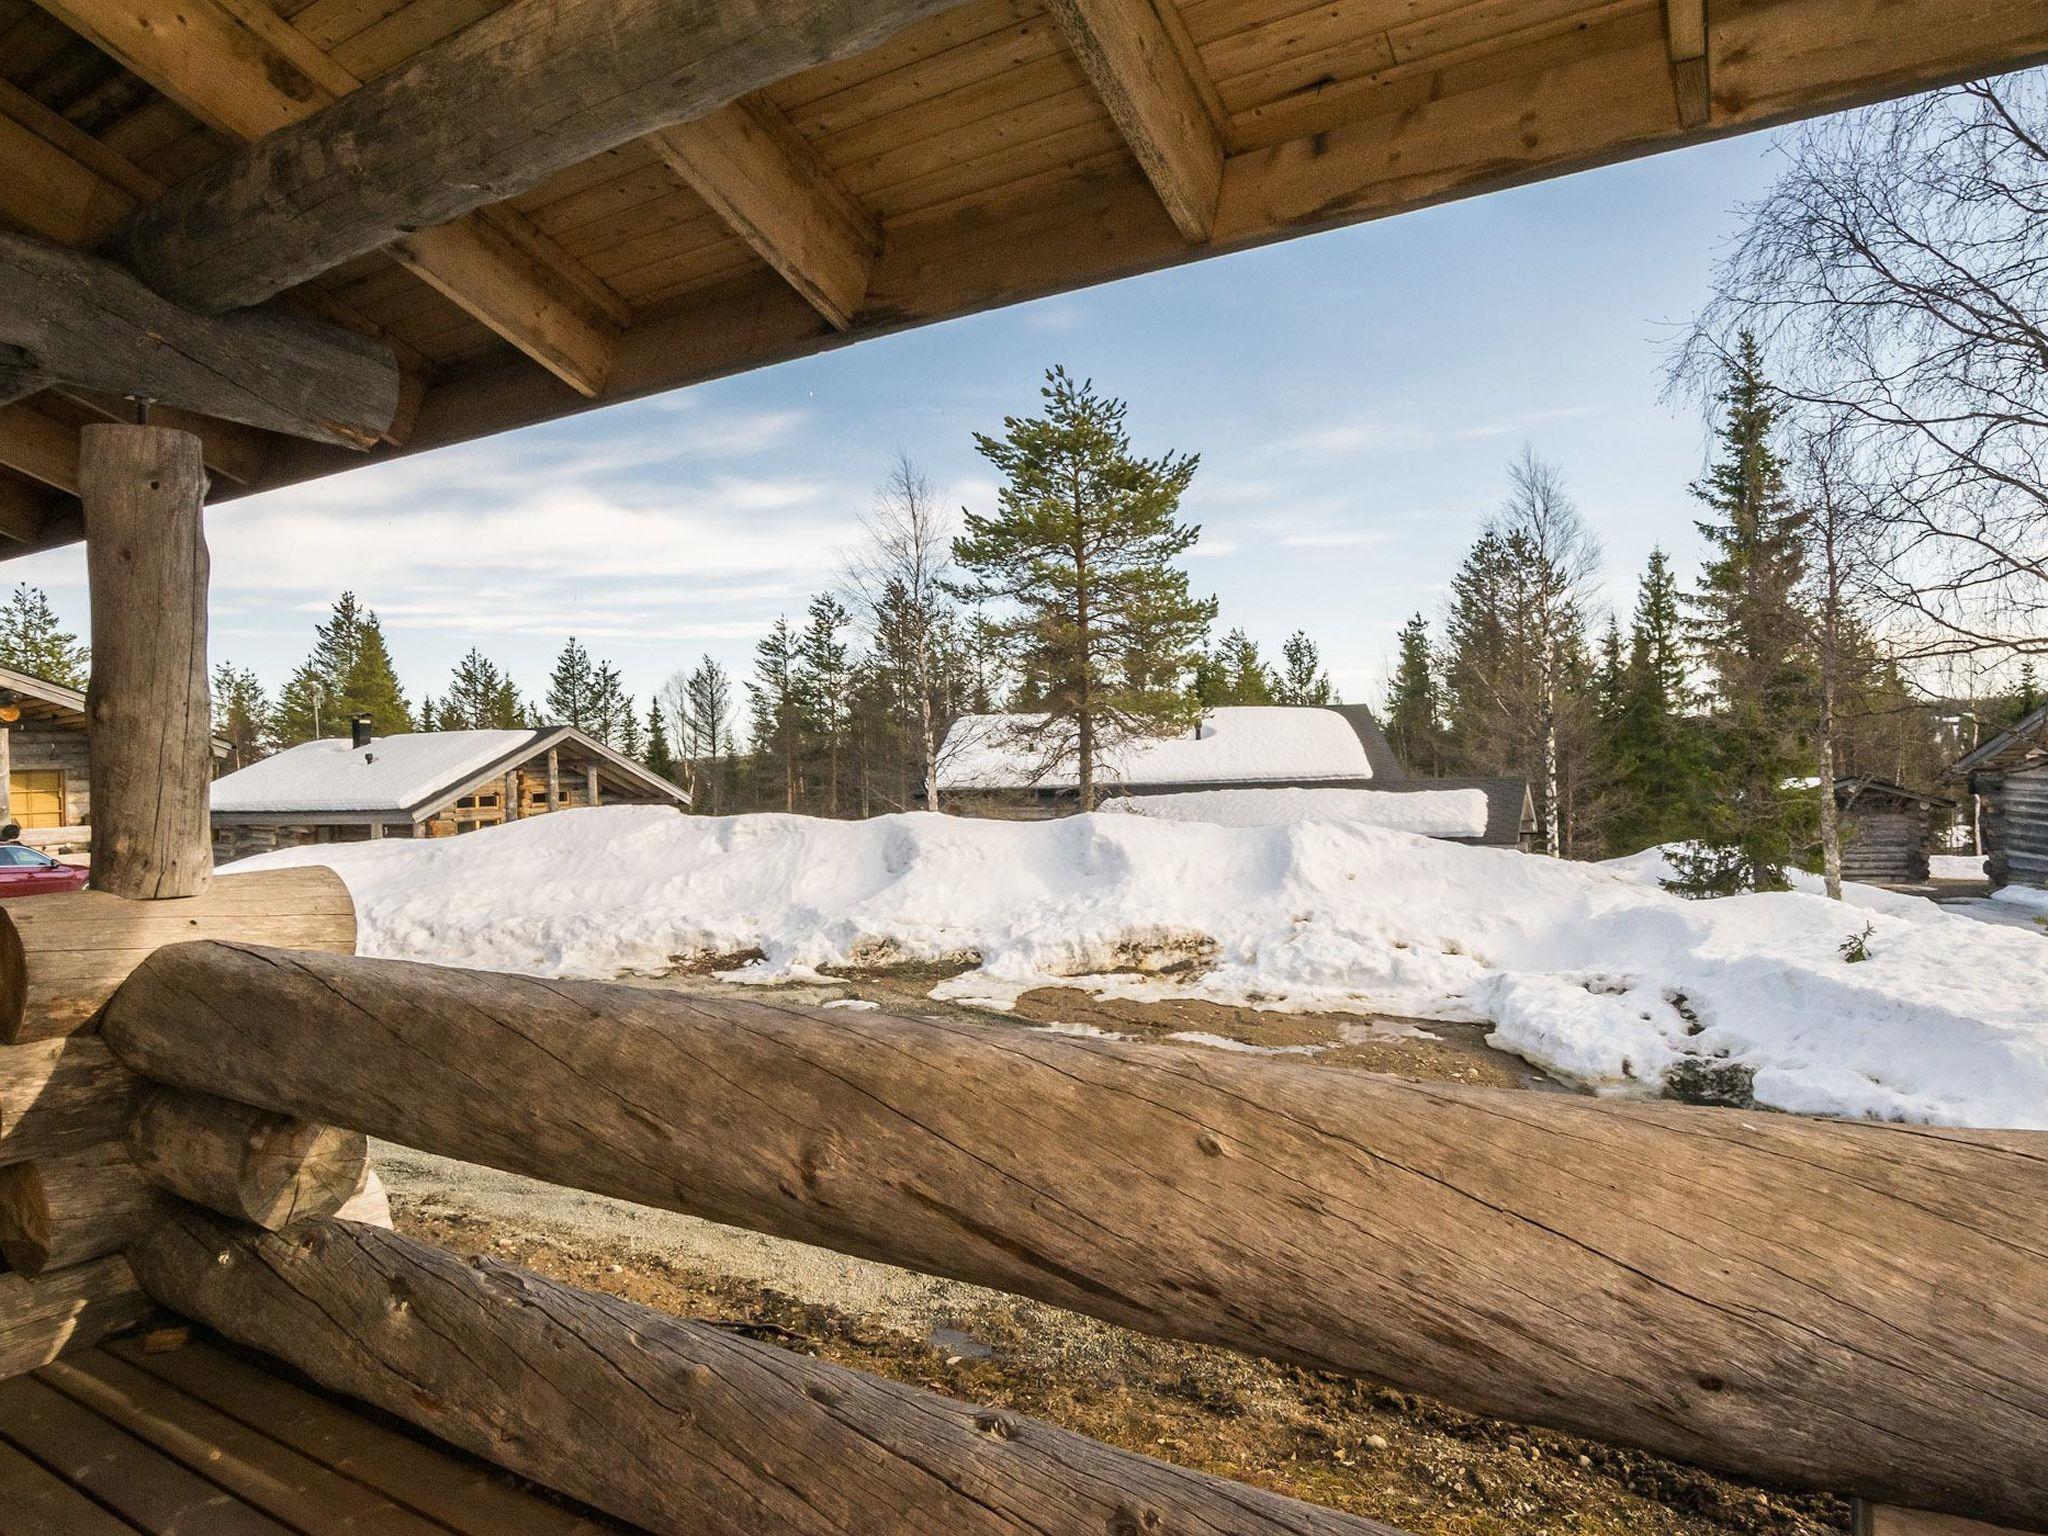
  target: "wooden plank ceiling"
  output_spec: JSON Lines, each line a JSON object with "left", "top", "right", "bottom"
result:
{"left": 1, "top": 0, "right": 2046, "bottom": 547}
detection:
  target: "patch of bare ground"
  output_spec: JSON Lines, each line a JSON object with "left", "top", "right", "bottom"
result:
{"left": 381, "top": 971, "right": 1845, "bottom": 1536}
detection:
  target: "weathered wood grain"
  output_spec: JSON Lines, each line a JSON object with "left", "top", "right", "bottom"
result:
{"left": 0, "top": 1143, "right": 156, "bottom": 1276}
{"left": 0, "top": 866, "right": 355, "bottom": 1042}
{"left": 126, "top": 1088, "right": 365, "bottom": 1231}
{"left": 80, "top": 425, "right": 213, "bottom": 901}
{"left": 0, "top": 1255, "right": 150, "bottom": 1381}
{"left": 113, "top": 0, "right": 961, "bottom": 313}
{"left": 100, "top": 942, "right": 2048, "bottom": 1529}
{"left": 0, "top": 231, "right": 397, "bottom": 450}
{"left": 131, "top": 1205, "right": 1411, "bottom": 1536}
{"left": 0, "top": 1037, "right": 140, "bottom": 1165}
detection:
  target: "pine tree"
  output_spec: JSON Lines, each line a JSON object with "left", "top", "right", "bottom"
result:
{"left": 441, "top": 648, "right": 525, "bottom": 728}
{"left": 1673, "top": 334, "right": 1814, "bottom": 895}
{"left": 272, "top": 593, "right": 410, "bottom": 744}
{"left": 795, "top": 594, "right": 854, "bottom": 814}
{"left": 1274, "top": 631, "right": 1335, "bottom": 706}
{"left": 0, "top": 585, "right": 88, "bottom": 687}
{"left": 585, "top": 662, "right": 632, "bottom": 748}
{"left": 748, "top": 620, "right": 801, "bottom": 812}
{"left": 1382, "top": 613, "right": 1443, "bottom": 773}
{"left": 545, "top": 638, "right": 597, "bottom": 728}
{"left": 1601, "top": 549, "right": 1709, "bottom": 856}
{"left": 645, "top": 700, "right": 677, "bottom": 782}
{"left": 952, "top": 368, "right": 1217, "bottom": 809}
{"left": 211, "top": 663, "right": 273, "bottom": 767}
{"left": 1206, "top": 629, "right": 1275, "bottom": 705}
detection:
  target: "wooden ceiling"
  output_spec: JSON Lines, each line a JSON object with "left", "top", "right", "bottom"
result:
{"left": 1, "top": 0, "right": 2045, "bottom": 550}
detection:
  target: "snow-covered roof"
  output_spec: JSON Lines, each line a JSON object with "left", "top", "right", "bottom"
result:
{"left": 211, "top": 729, "right": 544, "bottom": 814}
{"left": 934, "top": 707, "right": 1376, "bottom": 792}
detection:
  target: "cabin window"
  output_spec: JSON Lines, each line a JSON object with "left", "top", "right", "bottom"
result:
{"left": 8, "top": 769, "right": 64, "bottom": 829}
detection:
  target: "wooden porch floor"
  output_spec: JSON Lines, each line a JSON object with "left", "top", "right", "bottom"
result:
{"left": 0, "top": 1335, "right": 628, "bottom": 1535}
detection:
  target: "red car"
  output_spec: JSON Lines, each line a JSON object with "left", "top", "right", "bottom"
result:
{"left": 0, "top": 843, "right": 90, "bottom": 895}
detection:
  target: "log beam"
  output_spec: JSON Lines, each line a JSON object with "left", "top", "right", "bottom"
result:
{"left": 0, "top": 1255, "right": 150, "bottom": 1379}
{"left": 1666, "top": 0, "right": 1710, "bottom": 128}
{"left": 126, "top": 1088, "right": 366, "bottom": 1230}
{"left": 79, "top": 425, "right": 212, "bottom": 900}
{"left": 131, "top": 1206, "right": 1411, "bottom": 1536}
{"left": 109, "top": 0, "right": 961, "bottom": 314}
{"left": 29, "top": 0, "right": 623, "bottom": 396}
{"left": 0, "top": 865, "right": 356, "bottom": 1042}
{"left": 0, "top": 1037, "right": 140, "bottom": 1164}
{"left": 0, "top": 231, "right": 399, "bottom": 449}
{"left": 650, "top": 99, "right": 882, "bottom": 331}
{"left": 1046, "top": 0, "right": 1224, "bottom": 242}
{"left": 0, "top": 1143, "right": 156, "bottom": 1276}
{"left": 99, "top": 943, "right": 2048, "bottom": 1530}
{"left": 0, "top": 476, "right": 51, "bottom": 544}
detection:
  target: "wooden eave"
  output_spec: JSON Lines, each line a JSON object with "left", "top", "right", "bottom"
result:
{"left": 4, "top": 0, "right": 2048, "bottom": 548}
{"left": 1951, "top": 704, "right": 2048, "bottom": 778}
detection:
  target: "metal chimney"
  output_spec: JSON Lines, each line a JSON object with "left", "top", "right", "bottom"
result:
{"left": 350, "top": 713, "right": 375, "bottom": 750}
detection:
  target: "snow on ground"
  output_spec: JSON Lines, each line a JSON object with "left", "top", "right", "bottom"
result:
{"left": 1599, "top": 844, "right": 1945, "bottom": 921}
{"left": 935, "top": 706, "right": 1372, "bottom": 790}
{"left": 1929, "top": 853, "right": 1988, "bottom": 882}
{"left": 1101, "top": 786, "right": 1490, "bottom": 838}
{"left": 228, "top": 806, "right": 2048, "bottom": 1129}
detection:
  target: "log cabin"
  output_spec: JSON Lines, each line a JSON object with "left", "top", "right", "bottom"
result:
{"left": 0, "top": 1, "right": 2044, "bottom": 1532}
{"left": 0, "top": 663, "right": 228, "bottom": 850}
{"left": 1832, "top": 777, "right": 1953, "bottom": 887}
{"left": 930, "top": 703, "right": 1537, "bottom": 844}
{"left": 1952, "top": 703, "right": 2048, "bottom": 894}
{"left": 209, "top": 719, "right": 689, "bottom": 864}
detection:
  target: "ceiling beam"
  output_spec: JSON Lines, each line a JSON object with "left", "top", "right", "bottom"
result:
{"left": 1666, "top": 0, "right": 1710, "bottom": 129}
{"left": 107, "top": 0, "right": 958, "bottom": 318}
{"left": 30, "top": 0, "right": 623, "bottom": 396}
{"left": 0, "top": 229, "right": 399, "bottom": 448}
{"left": 0, "top": 402, "right": 80, "bottom": 494}
{"left": 650, "top": 99, "right": 882, "bottom": 331}
{"left": 1045, "top": 0, "right": 1224, "bottom": 243}
{"left": 59, "top": 391, "right": 266, "bottom": 485}
{"left": 0, "top": 475, "right": 52, "bottom": 544}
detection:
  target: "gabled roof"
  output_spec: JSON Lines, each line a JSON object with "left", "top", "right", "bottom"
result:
{"left": 1835, "top": 776, "right": 1955, "bottom": 810}
{"left": 210, "top": 726, "right": 686, "bottom": 820}
{"left": 1952, "top": 703, "right": 2048, "bottom": 778}
{"left": 0, "top": 662, "right": 231, "bottom": 756}
{"left": 934, "top": 706, "right": 1387, "bottom": 793}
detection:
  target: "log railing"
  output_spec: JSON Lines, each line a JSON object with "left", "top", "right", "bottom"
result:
{"left": 94, "top": 940, "right": 2048, "bottom": 1533}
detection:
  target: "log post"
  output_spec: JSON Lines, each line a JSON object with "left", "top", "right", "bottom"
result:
{"left": 130, "top": 1206, "right": 1411, "bottom": 1536}
{"left": 0, "top": 1142, "right": 157, "bottom": 1276}
{"left": 97, "top": 942, "right": 2048, "bottom": 1530}
{"left": 584, "top": 765, "right": 600, "bottom": 807}
{"left": 126, "top": 1087, "right": 365, "bottom": 1231}
{"left": 546, "top": 748, "right": 560, "bottom": 811}
{"left": 80, "top": 424, "right": 212, "bottom": 900}
{"left": 503, "top": 769, "right": 520, "bottom": 821}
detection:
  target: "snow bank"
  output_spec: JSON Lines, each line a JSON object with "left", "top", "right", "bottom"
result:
{"left": 1101, "top": 786, "right": 1489, "bottom": 838}
{"left": 1929, "top": 853, "right": 1988, "bottom": 882}
{"left": 1598, "top": 843, "right": 1944, "bottom": 920}
{"left": 230, "top": 806, "right": 2048, "bottom": 1129}
{"left": 936, "top": 706, "right": 1371, "bottom": 791}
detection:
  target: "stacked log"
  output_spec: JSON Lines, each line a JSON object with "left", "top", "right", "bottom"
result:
{"left": 0, "top": 868, "right": 357, "bottom": 1379}
{"left": 99, "top": 942, "right": 2048, "bottom": 1532}
{"left": 132, "top": 1205, "right": 1414, "bottom": 1536}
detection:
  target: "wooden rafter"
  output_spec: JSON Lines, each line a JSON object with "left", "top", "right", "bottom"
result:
{"left": 651, "top": 99, "right": 882, "bottom": 331}
{"left": 0, "top": 475, "right": 51, "bottom": 544}
{"left": 108, "top": 0, "right": 959, "bottom": 318}
{"left": 29, "top": 0, "right": 624, "bottom": 397}
{"left": 0, "top": 403, "right": 78, "bottom": 495}
{"left": 1046, "top": 0, "right": 1225, "bottom": 242}
{"left": 1666, "top": 0, "right": 1710, "bottom": 129}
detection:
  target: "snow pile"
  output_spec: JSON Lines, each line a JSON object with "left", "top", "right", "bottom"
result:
{"left": 935, "top": 707, "right": 1371, "bottom": 791}
{"left": 1600, "top": 844, "right": 1945, "bottom": 921}
{"left": 1101, "top": 786, "right": 1489, "bottom": 838}
{"left": 1929, "top": 853, "right": 1988, "bottom": 881}
{"left": 230, "top": 806, "right": 2048, "bottom": 1129}
{"left": 212, "top": 730, "right": 538, "bottom": 813}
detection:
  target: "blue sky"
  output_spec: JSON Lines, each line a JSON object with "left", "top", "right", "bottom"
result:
{"left": 12, "top": 129, "right": 1790, "bottom": 716}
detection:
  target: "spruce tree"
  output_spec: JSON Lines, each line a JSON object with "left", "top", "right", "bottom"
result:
{"left": 645, "top": 700, "right": 677, "bottom": 781}
{"left": 0, "top": 585, "right": 88, "bottom": 687}
{"left": 1274, "top": 631, "right": 1335, "bottom": 706}
{"left": 335, "top": 616, "right": 412, "bottom": 738}
{"left": 1382, "top": 613, "right": 1443, "bottom": 773}
{"left": 211, "top": 663, "right": 273, "bottom": 767}
{"left": 441, "top": 648, "right": 525, "bottom": 728}
{"left": 1602, "top": 549, "right": 1709, "bottom": 856}
{"left": 272, "top": 593, "right": 409, "bottom": 743}
{"left": 545, "top": 638, "right": 597, "bottom": 728}
{"left": 748, "top": 620, "right": 801, "bottom": 811}
{"left": 1673, "top": 334, "right": 1814, "bottom": 895}
{"left": 1207, "top": 629, "right": 1275, "bottom": 705}
{"left": 952, "top": 368, "right": 1216, "bottom": 809}
{"left": 795, "top": 594, "right": 853, "bottom": 815}
{"left": 585, "top": 662, "right": 631, "bottom": 748}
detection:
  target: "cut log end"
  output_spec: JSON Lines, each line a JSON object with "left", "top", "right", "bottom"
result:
{"left": 128, "top": 1087, "right": 366, "bottom": 1231}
